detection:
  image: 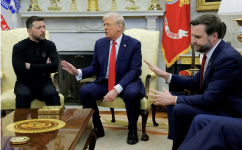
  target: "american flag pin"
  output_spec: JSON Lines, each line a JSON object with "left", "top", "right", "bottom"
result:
{"left": 124, "top": 44, "right": 126, "bottom": 47}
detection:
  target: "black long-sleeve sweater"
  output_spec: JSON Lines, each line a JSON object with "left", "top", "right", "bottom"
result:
{"left": 12, "top": 38, "right": 59, "bottom": 82}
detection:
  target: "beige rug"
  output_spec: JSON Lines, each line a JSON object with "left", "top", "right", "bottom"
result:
{"left": 95, "top": 112, "right": 173, "bottom": 150}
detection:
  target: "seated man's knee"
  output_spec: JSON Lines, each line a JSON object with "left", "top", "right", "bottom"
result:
{"left": 44, "top": 87, "right": 58, "bottom": 97}
{"left": 16, "top": 90, "right": 32, "bottom": 98}
{"left": 79, "top": 84, "right": 91, "bottom": 98}
{"left": 172, "top": 104, "right": 188, "bottom": 117}
{"left": 192, "top": 115, "right": 211, "bottom": 129}
{"left": 123, "top": 88, "right": 140, "bottom": 102}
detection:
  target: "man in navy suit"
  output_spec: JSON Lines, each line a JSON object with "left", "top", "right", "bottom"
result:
{"left": 61, "top": 12, "right": 145, "bottom": 145}
{"left": 178, "top": 115, "right": 242, "bottom": 150}
{"left": 144, "top": 14, "right": 242, "bottom": 149}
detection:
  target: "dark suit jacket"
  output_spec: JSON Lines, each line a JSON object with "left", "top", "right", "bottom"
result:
{"left": 170, "top": 40, "right": 242, "bottom": 117}
{"left": 81, "top": 33, "right": 145, "bottom": 95}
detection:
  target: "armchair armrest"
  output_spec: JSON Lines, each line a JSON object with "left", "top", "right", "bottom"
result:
{"left": 51, "top": 72, "right": 61, "bottom": 94}
{"left": 1, "top": 71, "right": 4, "bottom": 80}
{"left": 80, "top": 76, "right": 96, "bottom": 84}
{"left": 145, "top": 72, "right": 157, "bottom": 98}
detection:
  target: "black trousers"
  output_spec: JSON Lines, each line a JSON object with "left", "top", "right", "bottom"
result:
{"left": 14, "top": 80, "right": 60, "bottom": 108}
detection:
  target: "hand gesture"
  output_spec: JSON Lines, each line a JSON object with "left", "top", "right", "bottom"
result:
{"left": 46, "top": 57, "right": 51, "bottom": 64}
{"left": 61, "top": 60, "right": 78, "bottom": 76}
{"left": 147, "top": 87, "right": 176, "bottom": 105}
{"left": 103, "top": 89, "right": 118, "bottom": 102}
{"left": 25, "top": 62, "right": 30, "bottom": 69}
{"left": 143, "top": 59, "right": 170, "bottom": 80}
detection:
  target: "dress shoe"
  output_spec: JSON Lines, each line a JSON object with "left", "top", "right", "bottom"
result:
{"left": 93, "top": 127, "right": 105, "bottom": 138}
{"left": 127, "top": 129, "right": 138, "bottom": 145}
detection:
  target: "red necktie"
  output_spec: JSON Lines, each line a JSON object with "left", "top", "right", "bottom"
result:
{"left": 200, "top": 54, "right": 207, "bottom": 91}
{"left": 108, "top": 41, "right": 117, "bottom": 91}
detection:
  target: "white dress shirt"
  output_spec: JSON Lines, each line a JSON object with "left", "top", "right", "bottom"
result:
{"left": 76, "top": 34, "right": 124, "bottom": 94}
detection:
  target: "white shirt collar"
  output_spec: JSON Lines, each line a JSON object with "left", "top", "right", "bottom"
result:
{"left": 110, "top": 34, "right": 123, "bottom": 46}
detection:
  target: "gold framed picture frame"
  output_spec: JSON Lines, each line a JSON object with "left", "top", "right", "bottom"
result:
{"left": 196, "top": 0, "right": 221, "bottom": 12}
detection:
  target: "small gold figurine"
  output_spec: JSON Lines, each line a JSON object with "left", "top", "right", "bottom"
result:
{"left": 48, "top": 0, "right": 62, "bottom": 11}
{"left": 125, "top": 0, "right": 140, "bottom": 11}
{"left": 110, "top": 0, "right": 117, "bottom": 10}
{"left": 148, "top": 0, "right": 162, "bottom": 10}
{"left": 69, "top": 0, "right": 77, "bottom": 11}
{"left": 27, "top": 0, "right": 42, "bottom": 11}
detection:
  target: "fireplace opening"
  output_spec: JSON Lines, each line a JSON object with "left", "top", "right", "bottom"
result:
{"left": 58, "top": 51, "right": 94, "bottom": 105}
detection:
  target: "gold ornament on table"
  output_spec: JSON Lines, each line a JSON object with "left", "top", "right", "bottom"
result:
{"left": 38, "top": 106, "right": 64, "bottom": 115}
{"left": 48, "top": 0, "right": 62, "bottom": 11}
{"left": 148, "top": 0, "right": 162, "bottom": 10}
{"left": 125, "top": 0, "right": 140, "bottom": 11}
{"left": 110, "top": 0, "right": 117, "bottom": 11}
{"left": 27, "top": 0, "right": 42, "bottom": 11}
{"left": 69, "top": 0, "right": 77, "bottom": 11}
{"left": 10, "top": 136, "right": 30, "bottom": 145}
{"left": 7, "top": 119, "right": 66, "bottom": 133}
{"left": 87, "top": 0, "right": 99, "bottom": 11}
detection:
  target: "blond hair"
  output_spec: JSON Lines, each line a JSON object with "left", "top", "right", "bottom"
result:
{"left": 103, "top": 12, "right": 125, "bottom": 32}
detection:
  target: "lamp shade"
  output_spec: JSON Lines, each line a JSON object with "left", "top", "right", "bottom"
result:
{"left": 218, "top": 0, "right": 242, "bottom": 15}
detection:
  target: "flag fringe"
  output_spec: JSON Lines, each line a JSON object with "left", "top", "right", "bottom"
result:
{"left": 162, "top": 45, "right": 191, "bottom": 68}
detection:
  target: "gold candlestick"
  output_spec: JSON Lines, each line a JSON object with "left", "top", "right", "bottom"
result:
{"left": 87, "top": 0, "right": 99, "bottom": 11}
{"left": 110, "top": 0, "right": 117, "bottom": 10}
{"left": 69, "top": 0, "right": 77, "bottom": 11}
{"left": 27, "top": 0, "right": 42, "bottom": 11}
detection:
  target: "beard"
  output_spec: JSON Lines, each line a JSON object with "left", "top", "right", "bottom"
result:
{"left": 194, "top": 37, "right": 213, "bottom": 53}
{"left": 32, "top": 32, "right": 45, "bottom": 41}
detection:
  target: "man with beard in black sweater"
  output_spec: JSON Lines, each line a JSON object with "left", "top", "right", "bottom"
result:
{"left": 12, "top": 16, "right": 60, "bottom": 108}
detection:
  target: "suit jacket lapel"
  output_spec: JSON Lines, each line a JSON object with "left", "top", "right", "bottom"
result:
{"left": 103, "top": 38, "right": 111, "bottom": 75}
{"left": 203, "top": 40, "right": 225, "bottom": 84}
{"left": 116, "top": 34, "right": 128, "bottom": 74}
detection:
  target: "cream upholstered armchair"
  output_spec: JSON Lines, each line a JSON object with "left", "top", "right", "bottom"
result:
{"left": 95, "top": 28, "right": 160, "bottom": 141}
{"left": 1, "top": 28, "right": 64, "bottom": 116}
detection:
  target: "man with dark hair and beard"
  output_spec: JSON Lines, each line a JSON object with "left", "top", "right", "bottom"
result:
{"left": 12, "top": 16, "right": 60, "bottom": 108}
{"left": 144, "top": 14, "right": 242, "bottom": 150}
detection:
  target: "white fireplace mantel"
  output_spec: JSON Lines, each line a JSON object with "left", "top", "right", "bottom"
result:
{"left": 19, "top": 11, "right": 164, "bottom": 32}
{"left": 19, "top": 10, "right": 164, "bottom": 18}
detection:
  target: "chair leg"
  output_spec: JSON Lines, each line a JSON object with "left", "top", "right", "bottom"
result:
{"left": 110, "top": 108, "right": 115, "bottom": 123}
{"left": 140, "top": 109, "right": 149, "bottom": 141}
{"left": 151, "top": 104, "right": 159, "bottom": 126}
{"left": 2, "top": 110, "right": 6, "bottom": 117}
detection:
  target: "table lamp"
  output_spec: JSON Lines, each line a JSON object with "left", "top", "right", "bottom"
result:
{"left": 218, "top": 0, "right": 242, "bottom": 42}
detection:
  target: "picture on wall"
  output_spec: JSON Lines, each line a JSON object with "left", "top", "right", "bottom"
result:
{"left": 196, "top": 0, "right": 221, "bottom": 11}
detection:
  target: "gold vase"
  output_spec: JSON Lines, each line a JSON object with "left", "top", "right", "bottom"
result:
{"left": 110, "top": 0, "right": 117, "bottom": 10}
{"left": 87, "top": 0, "right": 99, "bottom": 11}
{"left": 69, "top": 0, "right": 77, "bottom": 11}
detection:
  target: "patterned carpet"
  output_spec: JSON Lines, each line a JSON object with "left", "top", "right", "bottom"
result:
{"left": 95, "top": 111, "right": 172, "bottom": 150}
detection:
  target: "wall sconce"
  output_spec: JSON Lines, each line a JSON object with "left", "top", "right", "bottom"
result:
{"left": 218, "top": 0, "right": 242, "bottom": 43}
